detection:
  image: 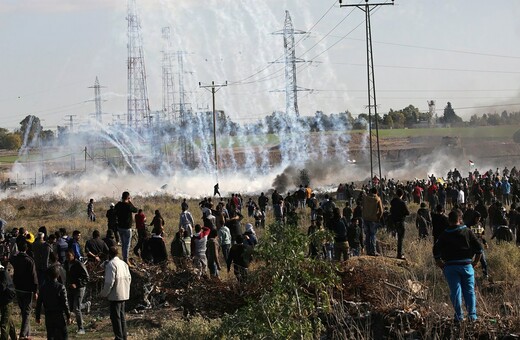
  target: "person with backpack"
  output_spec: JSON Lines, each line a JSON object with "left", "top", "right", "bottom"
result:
{"left": 227, "top": 235, "right": 253, "bottom": 283}
{"left": 0, "top": 261, "right": 17, "bottom": 340}
{"left": 328, "top": 208, "right": 349, "bottom": 262}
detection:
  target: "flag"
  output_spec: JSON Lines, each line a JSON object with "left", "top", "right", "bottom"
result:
{"left": 469, "top": 160, "right": 475, "bottom": 166}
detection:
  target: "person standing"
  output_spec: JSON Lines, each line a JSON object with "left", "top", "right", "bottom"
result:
{"left": 390, "top": 188, "right": 410, "bottom": 259}
{"left": 433, "top": 209, "right": 483, "bottom": 321}
{"left": 100, "top": 247, "right": 132, "bottom": 340}
{"left": 64, "top": 249, "right": 90, "bottom": 335}
{"left": 149, "top": 210, "right": 165, "bottom": 235}
{"left": 106, "top": 203, "right": 120, "bottom": 244}
{"left": 10, "top": 239, "right": 38, "bottom": 340}
{"left": 179, "top": 207, "right": 195, "bottom": 238}
{"left": 227, "top": 235, "right": 253, "bottom": 283}
{"left": 0, "top": 261, "right": 17, "bottom": 340}
{"left": 114, "top": 192, "right": 138, "bottom": 262}
{"left": 362, "top": 187, "right": 384, "bottom": 256}
{"left": 87, "top": 198, "right": 96, "bottom": 222}
{"left": 133, "top": 209, "right": 147, "bottom": 257}
{"left": 218, "top": 223, "right": 232, "bottom": 262}
{"left": 35, "top": 266, "right": 72, "bottom": 340}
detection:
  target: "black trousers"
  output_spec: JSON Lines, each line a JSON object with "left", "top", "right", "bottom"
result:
{"left": 109, "top": 301, "right": 127, "bottom": 340}
{"left": 44, "top": 311, "right": 68, "bottom": 340}
{"left": 395, "top": 221, "right": 405, "bottom": 258}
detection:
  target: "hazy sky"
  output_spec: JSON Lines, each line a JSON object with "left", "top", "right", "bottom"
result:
{"left": 1, "top": 0, "right": 520, "bottom": 131}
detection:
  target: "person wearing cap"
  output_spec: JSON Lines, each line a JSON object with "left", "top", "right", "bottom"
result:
{"left": 106, "top": 203, "right": 120, "bottom": 244}
{"left": 433, "top": 209, "right": 483, "bottom": 321}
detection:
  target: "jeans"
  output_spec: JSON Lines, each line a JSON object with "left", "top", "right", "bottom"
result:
{"left": 44, "top": 310, "right": 68, "bottom": 340}
{"left": 364, "top": 221, "right": 379, "bottom": 255}
{"left": 118, "top": 229, "right": 132, "bottom": 262}
{"left": 0, "top": 302, "right": 16, "bottom": 340}
{"left": 69, "top": 287, "right": 86, "bottom": 330}
{"left": 209, "top": 262, "right": 219, "bottom": 277}
{"left": 395, "top": 221, "right": 405, "bottom": 258}
{"left": 16, "top": 290, "right": 33, "bottom": 338}
{"left": 443, "top": 264, "right": 477, "bottom": 321}
{"left": 109, "top": 301, "right": 127, "bottom": 340}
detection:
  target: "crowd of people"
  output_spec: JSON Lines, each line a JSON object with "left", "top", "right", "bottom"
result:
{"left": 0, "top": 166, "right": 519, "bottom": 338}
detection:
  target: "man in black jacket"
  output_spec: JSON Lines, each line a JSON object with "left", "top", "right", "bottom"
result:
{"left": 433, "top": 209, "right": 483, "bottom": 321}
{"left": 10, "top": 239, "right": 38, "bottom": 339}
{"left": 0, "top": 262, "right": 16, "bottom": 340}
{"left": 390, "top": 188, "right": 410, "bottom": 259}
{"left": 106, "top": 203, "right": 119, "bottom": 244}
{"left": 64, "top": 249, "right": 90, "bottom": 335}
{"left": 36, "top": 266, "right": 71, "bottom": 340}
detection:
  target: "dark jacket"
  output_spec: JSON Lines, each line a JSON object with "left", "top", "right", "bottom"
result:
{"left": 431, "top": 213, "right": 450, "bottom": 243}
{"left": 171, "top": 236, "right": 189, "bottom": 258}
{"left": 64, "top": 259, "right": 89, "bottom": 289}
{"left": 0, "top": 266, "right": 16, "bottom": 305}
{"left": 390, "top": 197, "right": 410, "bottom": 223}
{"left": 85, "top": 238, "right": 109, "bottom": 257}
{"left": 346, "top": 222, "right": 363, "bottom": 249}
{"left": 106, "top": 207, "right": 118, "bottom": 228}
{"left": 114, "top": 201, "right": 138, "bottom": 229}
{"left": 433, "top": 225, "right": 483, "bottom": 263}
{"left": 10, "top": 252, "right": 38, "bottom": 293}
{"left": 227, "top": 244, "right": 253, "bottom": 271}
{"left": 328, "top": 218, "right": 347, "bottom": 243}
{"left": 32, "top": 240, "right": 53, "bottom": 271}
{"left": 148, "top": 236, "right": 168, "bottom": 264}
{"left": 35, "top": 280, "right": 71, "bottom": 320}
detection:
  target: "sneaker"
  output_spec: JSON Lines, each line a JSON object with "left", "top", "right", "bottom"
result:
{"left": 77, "top": 329, "right": 86, "bottom": 335}
{"left": 85, "top": 301, "right": 91, "bottom": 314}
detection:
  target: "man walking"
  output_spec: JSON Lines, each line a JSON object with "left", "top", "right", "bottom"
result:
{"left": 100, "top": 247, "right": 131, "bottom": 340}
{"left": 433, "top": 209, "right": 483, "bottom": 321}
{"left": 114, "top": 192, "right": 138, "bottom": 262}
{"left": 390, "top": 188, "right": 410, "bottom": 259}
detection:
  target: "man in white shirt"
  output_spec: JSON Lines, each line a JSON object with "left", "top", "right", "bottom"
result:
{"left": 100, "top": 247, "right": 131, "bottom": 340}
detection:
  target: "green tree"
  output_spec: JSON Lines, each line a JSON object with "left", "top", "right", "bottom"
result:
{"left": 19, "top": 115, "right": 42, "bottom": 144}
{"left": 440, "top": 102, "right": 463, "bottom": 124}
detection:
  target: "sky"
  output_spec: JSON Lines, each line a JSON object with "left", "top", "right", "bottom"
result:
{"left": 1, "top": 0, "right": 520, "bottom": 131}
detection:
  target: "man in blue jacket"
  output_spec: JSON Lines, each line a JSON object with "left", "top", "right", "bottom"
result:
{"left": 433, "top": 209, "right": 483, "bottom": 321}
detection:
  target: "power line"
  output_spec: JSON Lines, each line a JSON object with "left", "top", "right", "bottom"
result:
{"left": 327, "top": 62, "right": 520, "bottom": 74}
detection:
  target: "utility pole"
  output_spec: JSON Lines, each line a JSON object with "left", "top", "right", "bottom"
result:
{"left": 199, "top": 81, "right": 227, "bottom": 175}
{"left": 339, "top": 0, "right": 394, "bottom": 183}
{"left": 64, "top": 115, "right": 76, "bottom": 132}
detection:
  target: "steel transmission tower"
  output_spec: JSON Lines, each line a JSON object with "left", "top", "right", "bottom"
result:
{"left": 339, "top": 0, "right": 394, "bottom": 183}
{"left": 89, "top": 77, "right": 105, "bottom": 125}
{"left": 127, "top": 0, "right": 151, "bottom": 128}
{"left": 161, "top": 27, "right": 176, "bottom": 122}
{"left": 175, "top": 51, "right": 195, "bottom": 167}
{"left": 273, "top": 10, "right": 309, "bottom": 116}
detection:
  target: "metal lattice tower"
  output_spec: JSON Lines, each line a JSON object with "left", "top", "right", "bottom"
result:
{"left": 161, "top": 27, "right": 176, "bottom": 122}
{"left": 273, "top": 11, "right": 308, "bottom": 116}
{"left": 127, "top": 0, "right": 151, "bottom": 128}
{"left": 175, "top": 51, "right": 195, "bottom": 167}
{"left": 89, "top": 77, "right": 104, "bottom": 125}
